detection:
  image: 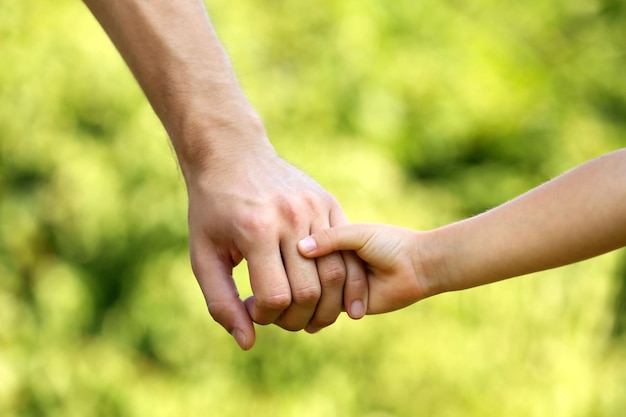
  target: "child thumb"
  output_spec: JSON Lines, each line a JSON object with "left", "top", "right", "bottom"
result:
{"left": 298, "top": 226, "right": 362, "bottom": 258}
{"left": 297, "top": 235, "right": 323, "bottom": 257}
{"left": 297, "top": 228, "right": 342, "bottom": 258}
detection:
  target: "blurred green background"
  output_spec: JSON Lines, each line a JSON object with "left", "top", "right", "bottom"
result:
{"left": 2, "top": 0, "right": 626, "bottom": 415}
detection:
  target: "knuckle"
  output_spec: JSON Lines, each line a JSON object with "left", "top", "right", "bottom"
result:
{"left": 277, "top": 195, "right": 305, "bottom": 227}
{"left": 277, "top": 191, "right": 324, "bottom": 226}
{"left": 239, "top": 211, "right": 273, "bottom": 237}
{"left": 292, "top": 284, "right": 321, "bottom": 305}
{"left": 318, "top": 260, "right": 346, "bottom": 287}
{"left": 256, "top": 292, "right": 292, "bottom": 312}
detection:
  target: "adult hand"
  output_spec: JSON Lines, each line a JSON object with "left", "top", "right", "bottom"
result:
{"left": 186, "top": 141, "right": 368, "bottom": 350}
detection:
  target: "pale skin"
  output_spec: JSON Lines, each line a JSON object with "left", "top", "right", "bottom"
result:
{"left": 298, "top": 149, "right": 626, "bottom": 314}
{"left": 82, "top": 0, "right": 368, "bottom": 350}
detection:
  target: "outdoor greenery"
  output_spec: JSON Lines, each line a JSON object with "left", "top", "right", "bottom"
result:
{"left": 1, "top": 0, "right": 625, "bottom": 416}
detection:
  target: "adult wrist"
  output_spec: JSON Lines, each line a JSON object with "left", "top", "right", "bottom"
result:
{"left": 170, "top": 107, "right": 275, "bottom": 183}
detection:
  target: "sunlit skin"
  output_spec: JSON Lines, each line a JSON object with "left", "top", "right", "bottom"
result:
{"left": 299, "top": 149, "right": 626, "bottom": 314}
{"left": 82, "top": 0, "right": 368, "bottom": 350}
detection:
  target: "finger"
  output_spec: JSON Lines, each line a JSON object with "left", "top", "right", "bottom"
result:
{"left": 330, "top": 209, "right": 368, "bottom": 320}
{"left": 190, "top": 239, "right": 255, "bottom": 350}
{"left": 340, "top": 250, "right": 368, "bottom": 319}
{"left": 304, "top": 207, "right": 352, "bottom": 333}
{"left": 244, "top": 240, "right": 293, "bottom": 326}
{"left": 303, "top": 229, "right": 346, "bottom": 333}
{"left": 298, "top": 224, "right": 370, "bottom": 257}
{"left": 272, "top": 236, "right": 321, "bottom": 331}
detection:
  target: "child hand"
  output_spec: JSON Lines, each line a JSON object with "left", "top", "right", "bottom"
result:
{"left": 298, "top": 224, "right": 439, "bottom": 315}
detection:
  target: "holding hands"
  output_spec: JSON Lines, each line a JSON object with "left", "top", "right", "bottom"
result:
{"left": 186, "top": 140, "right": 368, "bottom": 349}
{"left": 298, "top": 225, "right": 438, "bottom": 314}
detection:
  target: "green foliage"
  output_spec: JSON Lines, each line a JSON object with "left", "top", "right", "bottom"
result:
{"left": 1, "top": 0, "right": 625, "bottom": 416}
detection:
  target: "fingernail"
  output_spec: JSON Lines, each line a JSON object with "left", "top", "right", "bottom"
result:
{"left": 232, "top": 329, "right": 247, "bottom": 349}
{"left": 350, "top": 300, "right": 365, "bottom": 319}
{"left": 298, "top": 236, "right": 317, "bottom": 253}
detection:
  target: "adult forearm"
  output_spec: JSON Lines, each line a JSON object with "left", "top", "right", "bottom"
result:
{"left": 82, "top": 0, "right": 269, "bottom": 176}
{"left": 435, "top": 149, "right": 626, "bottom": 291}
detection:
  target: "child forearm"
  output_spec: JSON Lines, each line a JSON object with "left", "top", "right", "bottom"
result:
{"left": 434, "top": 149, "right": 626, "bottom": 292}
